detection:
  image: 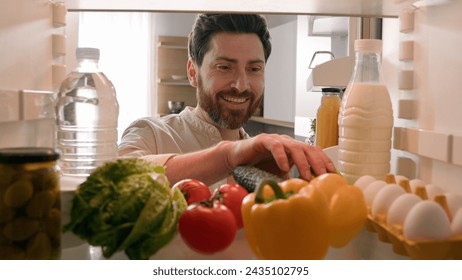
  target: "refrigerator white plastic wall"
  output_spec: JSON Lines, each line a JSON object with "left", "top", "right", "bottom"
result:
{"left": 388, "top": 1, "right": 462, "bottom": 194}
{"left": 0, "top": 0, "right": 78, "bottom": 148}
{"left": 0, "top": 0, "right": 53, "bottom": 91}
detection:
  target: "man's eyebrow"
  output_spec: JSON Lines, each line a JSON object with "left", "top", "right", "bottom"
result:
{"left": 215, "top": 56, "right": 265, "bottom": 64}
{"left": 214, "top": 56, "right": 236, "bottom": 63}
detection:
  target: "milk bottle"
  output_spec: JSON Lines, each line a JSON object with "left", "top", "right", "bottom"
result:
{"left": 337, "top": 39, "right": 393, "bottom": 183}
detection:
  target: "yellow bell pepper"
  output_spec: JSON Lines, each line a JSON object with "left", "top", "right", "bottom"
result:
{"left": 300, "top": 173, "right": 367, "bottom": 248}
{"left": 241, "top": 179, "right": 330, "bottom": 260}
{"left": 262, "top": 178, "right": 309, "bottom": 199}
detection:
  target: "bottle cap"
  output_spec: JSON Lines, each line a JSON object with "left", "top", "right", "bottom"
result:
{"left": 76, "top": 47, "right": 100, "bottom": 60}
{"left": 354, "top": 39, "right": 382, "bottom": 53}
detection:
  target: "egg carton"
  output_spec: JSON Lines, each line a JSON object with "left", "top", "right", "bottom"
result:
{"left": 366, "top": 214, "right": 462, "bottom": 259}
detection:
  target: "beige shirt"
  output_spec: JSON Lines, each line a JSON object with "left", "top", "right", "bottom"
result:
{"left": 118, "top": 106, "right": 249, "bottom": 189}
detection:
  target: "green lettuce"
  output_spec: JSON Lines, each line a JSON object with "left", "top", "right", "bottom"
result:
{"left": 63, "top": 158, "right": 186, "bottom": 259}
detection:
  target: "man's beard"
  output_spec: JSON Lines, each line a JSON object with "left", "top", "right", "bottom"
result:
{"left": 196, "top": 76, "right": 263, "bottom": 129}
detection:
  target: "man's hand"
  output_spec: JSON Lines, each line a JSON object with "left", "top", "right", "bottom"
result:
{"left": 227, "top": 133, "right": 336, "bottom": 181}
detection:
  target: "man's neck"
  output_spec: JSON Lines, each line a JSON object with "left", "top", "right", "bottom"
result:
{"left": 193, "top": 106, "right": 242, "bottom": 141}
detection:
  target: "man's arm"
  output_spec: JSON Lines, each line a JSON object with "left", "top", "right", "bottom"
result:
{"left": 157, "top": 133, "right": 336, "bottom": 186}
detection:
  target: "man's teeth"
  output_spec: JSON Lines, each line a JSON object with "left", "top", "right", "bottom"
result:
{"left": 222, "top": 96, "right": 248, "bottom": 104}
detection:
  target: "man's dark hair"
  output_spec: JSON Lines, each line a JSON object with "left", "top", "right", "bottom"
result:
{"left": 188, "top": 13, "right": 272, "bottom": 67}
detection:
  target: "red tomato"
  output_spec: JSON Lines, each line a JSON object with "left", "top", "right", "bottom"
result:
{"left": 178, "top": 201, "right": 237, "bottom": 254}
{"left": 172, "top": 179, "right": 212, "bottom": 205}
{"left": 214, "top": 184, "right": 248, "bottom": 228}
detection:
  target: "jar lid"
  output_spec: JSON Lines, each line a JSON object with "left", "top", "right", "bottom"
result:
{"left": 0, "top": 147, "right": 60, "bottom": 164}
{"left": 321, "top": 87, "right": 341, "bottom": 93}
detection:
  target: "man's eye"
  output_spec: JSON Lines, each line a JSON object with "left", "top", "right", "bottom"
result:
{"left": 249, "top": 66, "right": 263, "bottom": 73}
{"left": 217, "top": 65, "right": 231, "bottom": 71}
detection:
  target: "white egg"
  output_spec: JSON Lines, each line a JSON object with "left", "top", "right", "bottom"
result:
{"left": 403, "top": 200, "right": 452, "bottom": 241}
{"left": 371, "top": 184, "right": 407, "bottom": 217}
{"left": 354, "top": 175, "right": 376, "bottom": 191}
{"left": 425, "top": 184, "right": 444, "bottom": 200}
{"left": 387, "top": 193, "right": 422, "bottom": 226}
{"left": 363, "top": 180, "right": 387, "bottom": 207}
{"left": 409, "top": 178, "right": 426, "bottom": 193}
{"left": 443, "top": 192, "right": 462, "bottom": 220}
{"left": 451, "top": 208, "right": 462, "bottom": 236}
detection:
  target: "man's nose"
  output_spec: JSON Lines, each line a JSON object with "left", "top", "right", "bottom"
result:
{"left": 230, "top": 70, "right": 250, "bottom": 93}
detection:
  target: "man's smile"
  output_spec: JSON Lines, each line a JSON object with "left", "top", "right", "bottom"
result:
{"left": 221, "top": 95, "right": 250, "bottom": 104}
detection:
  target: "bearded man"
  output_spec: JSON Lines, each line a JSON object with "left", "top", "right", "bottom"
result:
{"left": 118, "top": 14, "right": 335, "bottom": 190}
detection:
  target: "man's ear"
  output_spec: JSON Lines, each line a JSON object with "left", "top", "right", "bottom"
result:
{"left": 187, "top": 58, "right": 198, "bottom": 87}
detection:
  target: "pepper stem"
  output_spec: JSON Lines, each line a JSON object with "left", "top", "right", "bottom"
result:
{"left": 254, "top": 179, "right": 285, "bottom": 204}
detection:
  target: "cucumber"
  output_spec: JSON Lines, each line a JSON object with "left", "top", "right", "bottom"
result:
{"left": 232, "top": 166, "right": 282, "bottom": 193}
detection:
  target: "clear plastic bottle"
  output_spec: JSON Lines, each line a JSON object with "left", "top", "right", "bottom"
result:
{"left": 315, "top": 87, "right": 341, "bottom": 149}
{"left": 55, "top": 47, "right": 119, "bottom": 177}
{"left": 337, "top": 39, "right": 393, "bottom": 183}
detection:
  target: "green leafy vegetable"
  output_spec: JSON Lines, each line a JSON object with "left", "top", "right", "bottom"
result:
{"left": 63, "top": 158, "right": 186, "bottom": 259}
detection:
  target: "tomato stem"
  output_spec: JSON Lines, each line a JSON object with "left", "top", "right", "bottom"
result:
{"left": 199, "top": 199, "right": 215, "bottom": 208}
{"left": 210, "top": 190, "right": 223, "bottom": 202}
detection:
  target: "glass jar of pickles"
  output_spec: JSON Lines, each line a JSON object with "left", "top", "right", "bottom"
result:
{"left": 0, "top": 148, "right": 60, "bottom": 260}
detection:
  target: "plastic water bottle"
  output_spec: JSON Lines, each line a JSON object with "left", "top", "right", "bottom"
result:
{"left": 55, "top": 47, "right": 119, "bottom": 177}
{"left": 337, "top": 39, "right": 393, "bottom": 183}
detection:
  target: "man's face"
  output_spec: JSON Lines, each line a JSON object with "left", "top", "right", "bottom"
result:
{"left": 189, "top": 32, "right": 265, "bottom": 129}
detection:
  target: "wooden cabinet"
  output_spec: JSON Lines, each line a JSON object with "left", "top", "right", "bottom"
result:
{"left": 156, "top": 36, "right": 196, "bottom": 116}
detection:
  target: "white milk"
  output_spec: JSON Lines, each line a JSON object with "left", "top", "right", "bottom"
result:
{"left": 338, "top": 82, "right": 393, "bottom": 183}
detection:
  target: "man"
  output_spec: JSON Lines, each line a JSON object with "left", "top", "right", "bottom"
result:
{"left": 118, "top": 14, "right": 335, "bottom": 189}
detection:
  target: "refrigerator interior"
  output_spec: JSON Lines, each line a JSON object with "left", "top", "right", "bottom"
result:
{"left": 0, "top": 1, "right": 461, "bottom": 195}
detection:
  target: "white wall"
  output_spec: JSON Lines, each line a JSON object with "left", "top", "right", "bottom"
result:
{"left": 264, "top": 15, "right": 297, "bottom": 123}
